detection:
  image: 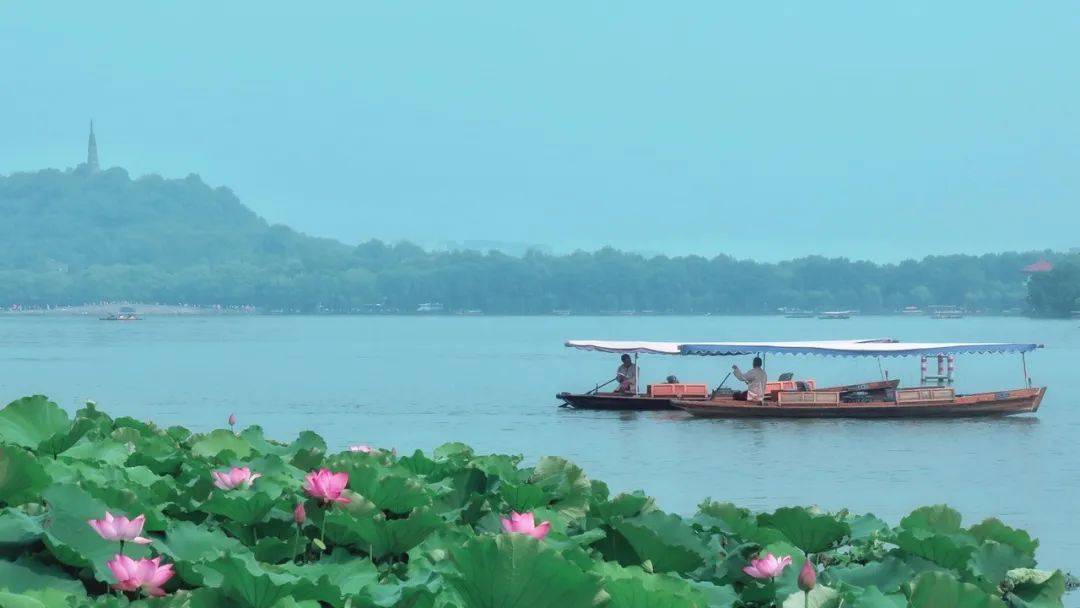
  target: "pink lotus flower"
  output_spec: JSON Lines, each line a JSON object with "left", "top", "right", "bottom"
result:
{"left": 798, "top": 559, "right": 817, "bottom": 591}
{"left": 87, "top": 512, "right": 151, "bottom": 544}
{"left": 211, "top": 466, "right": 261, "bottom": 490}
{"left": 349, "top": 444, "right": 372, "bottom": 453}
{"left": 303, "top": 469, "right": 350, "bottom": 505}
{"left": 500, "top": 511, "right": 551, "bottom": 540}
{"left": 294, "top": 502, "right": 306, "bottom": 525}
{"left": 107, "top": 554, "right": 174, "bottom": 597}
{"left": 743, "top": 553, "right": 793, "bottom": 579}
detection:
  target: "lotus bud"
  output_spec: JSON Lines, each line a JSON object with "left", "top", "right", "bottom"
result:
{"left": 798, "top": 559, "right": 817, "bottom": 592}
{"left": 228, "top": 413, "right": 237, "bottom": 428}
{"left": 294, "top": 502, "right": 306, "bottom": 525}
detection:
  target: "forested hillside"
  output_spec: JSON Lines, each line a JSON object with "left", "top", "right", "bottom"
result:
{"left": 0, "top": 168, "right": 1073, "bottom": 314}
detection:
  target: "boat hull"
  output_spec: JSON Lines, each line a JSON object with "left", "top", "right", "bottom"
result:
{"left": 557, "top": 379, "right": 901, "bottom": 411}
{"left": 556, "top": 392, "right": 685, "bottom": 411}
{"left": 673, "top": 387, "right": 1046, "bottom": 419}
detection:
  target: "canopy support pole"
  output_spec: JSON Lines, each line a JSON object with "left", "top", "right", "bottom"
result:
{"left": 877, "top": 356, "right": 885, "bottom": 381}
{"left": 634, "top": 353, "right": 639, "bottom": 394}
{"left": 1021, "top": 352, "right": 1030, "bottom": 387}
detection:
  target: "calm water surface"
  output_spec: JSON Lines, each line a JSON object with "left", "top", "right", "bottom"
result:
{"left": 1, "top": 315, "right": 1077, "bottom": 578}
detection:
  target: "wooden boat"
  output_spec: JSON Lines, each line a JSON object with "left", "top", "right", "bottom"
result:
{"left": 818, "top": 311, "right": 852, "bottom": 319}
{"left": 674, "top": 387, "right": 1045, "bottom": 419}
{"left": 562, "top": 338, "right": 1045, "bottom": 418}
{"left": 557, "top": 379, "right": 899, "bottom": 411}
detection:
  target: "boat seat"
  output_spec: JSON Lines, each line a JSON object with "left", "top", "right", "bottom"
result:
{"left": 648, "top": 383, "right": 709, "bottom": 398}
{"left": 777, "top": 391, "right": 840, "bottom": 405}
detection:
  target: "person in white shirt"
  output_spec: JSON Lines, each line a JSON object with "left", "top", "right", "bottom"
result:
{"left": 732, "top": 357, "right": 767, "bottom": 401}
{"left": 615, "top": 354, "right": 638, "bottom": 394}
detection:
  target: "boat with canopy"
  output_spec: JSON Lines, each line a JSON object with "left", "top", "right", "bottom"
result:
{"left": 559, "top": 339, "right": 1045, "bottom": 417}
{"left": 557, "top": 339, "right": 901, "bottom": 411}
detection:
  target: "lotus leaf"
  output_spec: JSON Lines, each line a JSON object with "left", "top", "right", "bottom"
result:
{"left": 908, "top": 571, "right": 1007, "bottom": 608}
{"left": 190, "top": 430, "right": 253, "bottom": 460}
{"left": 969, "top": 518, "right": 1039, "bottom": 559}
{"left": 844, "top": 586, "right": 906, "bottom": 608}
{"left": 900, "top": 505, "right": 964, "bottom": 535}
{"left": 447, "top": 534, "right": 602, "bottom": 608}
{"left": 0, "top": 447, "right": 50, "bottom": 506}
{"left": 781, "top": 585, "right": 841, "bottom": 608}
{"left": 821, "top": 556, "right": 913, "bottom": 593}
{"left": 1004, "top": 569, "right": 1066, "bottom": 608}
{"left": 757, "top": 507, "right": 850, "bottom": 553}
{"left": 604, "top": 511, "right": 710, "bottom": 574}
{"left": 0, "top": 396, "right": 70, "bottom": 452}
{"left": 968, "top": 541, "right": 1034, "bottom": 588}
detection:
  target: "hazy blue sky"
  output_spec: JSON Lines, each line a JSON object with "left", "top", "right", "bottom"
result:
{"left": 2, "top": 2, "right": 1077, "bottom": 261}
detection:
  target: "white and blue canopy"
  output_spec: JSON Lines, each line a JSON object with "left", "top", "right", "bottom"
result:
{"left": 565, "top": 339, "right": 1042, "bottom": 357}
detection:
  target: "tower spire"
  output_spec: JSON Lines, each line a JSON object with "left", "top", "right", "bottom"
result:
{"left": 86, "top": 120, "right": 100, "bottom": 172}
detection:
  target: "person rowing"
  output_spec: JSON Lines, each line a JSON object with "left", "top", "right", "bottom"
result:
{"left": 732, "top": 356, "right": 767, "bottom": 402}
{"left": 615, "top": 354, "right": 638, "bottom": 394}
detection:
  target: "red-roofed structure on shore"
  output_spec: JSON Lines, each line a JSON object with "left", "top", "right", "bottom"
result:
{"left": 1021, "top": 260, "right": 1053, "bottom": 273}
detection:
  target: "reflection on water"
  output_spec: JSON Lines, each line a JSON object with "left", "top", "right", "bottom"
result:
{"left": 0, "top": 314, "right": 1077, "bottom": 574}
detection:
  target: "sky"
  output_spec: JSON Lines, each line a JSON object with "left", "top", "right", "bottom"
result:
{"left": 1, "top": 2, "right": 1078, "bottom": 261}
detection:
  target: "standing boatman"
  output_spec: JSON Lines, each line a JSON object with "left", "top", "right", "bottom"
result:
{"left": 732, "top": 356, "right": 767, "bottom": 401}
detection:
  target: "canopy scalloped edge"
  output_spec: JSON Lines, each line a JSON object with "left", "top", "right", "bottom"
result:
{"left": 565, "top": 339, "right": 1043, "bottom": 357}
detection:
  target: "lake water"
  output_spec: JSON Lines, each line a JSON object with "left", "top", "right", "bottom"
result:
{"left": 1, "top": 314, "right": 1078, "bottom": 579}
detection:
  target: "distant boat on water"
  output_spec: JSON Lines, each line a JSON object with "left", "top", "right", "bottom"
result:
{"left": 928, "top": 305, "right": 964, "bottom": 319}
{"left": 785, "top": 311, "right": 816, "bottom": 318}
{"left": 100, "top": 306, "right": 139, "bottom": 321}
{"left": 899, "top": 306, "right": 924, "bottom": 316}
{"left": 818, "top": 310, "right": 853, "bottom": 319}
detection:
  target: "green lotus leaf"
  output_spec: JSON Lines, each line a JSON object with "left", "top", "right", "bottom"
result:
{"left": 0, "top": 446, "right": 50, "bottom": 506}
{"left": 40, "top": 485, "right": 151, "bottom": 581}
{"left": 433, "top": 442, "right": 473, "bottom": 460}
{"left": 254, "top": 536, "right": 301, "bottom": 564}
{"left": 602, "top": 511, "right": 710, "bottom": 574}
{"left": 692, "top": 501, "right": 757, "bottom": 538}
{"left": 1003, "top": 569, "right": 1065, "bottom": 608}
{"left": 199, "top": 553, "right": 303, "bottom": 608}
{"left": 900, "top": 505, "right": 963, "bottom": 535}
{"left": 591, "top": 491, "right": 654, "bottom": 522}
{"left": 0, "top": 588, "right": 70, "bottom": 608}
{"left": 200, "top": 483, "right": 282, "bottom": 526}
{"left": 498, "top": 482, "right": 548, "bottom": 513}
{"left": 757, "top": 507, "right": 850, "bottom": 554}
{"left": 529, "top": 457, "right": 590, "bottom": 519}
{"left": 893, "top": 529, "right": 975, "bottom": 573}
{"left": 821, "top": 556, "right": 913, "bottom": 593}
{"left": 190, "top": 430, "right": 253, "bottom": 460}
{"left": 845, "top": 513, "right": 890, "bottom": 542}
{"left": 968, "top": 541, "right": 1034, "bottom": 588}
{"left": 324, "top": 506, "right": 444, "bottom": 559}
{"left": 908, "top": 571, "right": 1007, "bottom": 608}
{"left": 127, "top": 434, "right": 187, "bottom": 475}
{"left": 155, "top": 520, "right": 247, "bottom": 586}
{"left": 595, "top": 562, "right": 729, "bottom": 608}
{"left": 447, "top": 533, "right": 602, "bottom": 608}
{"left": 0, "top": 557, "right": 85, "bottom": 596}
{"left": 0, "top": 396, "right": 71, "bottom": 452}
{"left": 0, "top": 508, "right": 44, "bottom": 549}
{"left": 58, "top": 436, "right": 132, "bottom": 466}
{"left": 277, "top": 548, "right": 380, "bottom": 598}
{"left": 781, "top": 585, "right": 841, "bottom": 608}
{"left": 348, "top": 469, "right": 431, "bottom": 514}
{"left": 969, "top": 518, "right": 1038, "bottom": 559}
{"left": 469, "top": 454, "right": 525, "bottom": 482}
{"left": 431, "top": 468, "right": 487, "bottom": 522}
{"left": 842, "top": 587, "right": 906, "bottom": 608}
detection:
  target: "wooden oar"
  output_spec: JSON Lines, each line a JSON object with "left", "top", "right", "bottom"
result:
{"left": 709, "top": 372, "right": 732, "bottom": 399}
{"left": 558, "top": 377, "right": 618, "bottom": 408}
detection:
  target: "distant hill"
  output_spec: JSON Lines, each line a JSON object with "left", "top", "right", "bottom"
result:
{"left": 0, "top": 167, "right": 347, "bottom": 272}
{"left": 0, "top": 167, "right": 1073, "bottom": 314}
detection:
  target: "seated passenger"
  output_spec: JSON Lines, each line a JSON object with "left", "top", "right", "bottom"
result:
{"left": 665, "top": 374, "right": 679, "bottom": 384}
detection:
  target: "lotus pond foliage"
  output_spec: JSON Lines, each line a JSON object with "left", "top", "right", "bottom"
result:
{"left": 0, "top": 395, "right": 1068, "bottom": 607}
